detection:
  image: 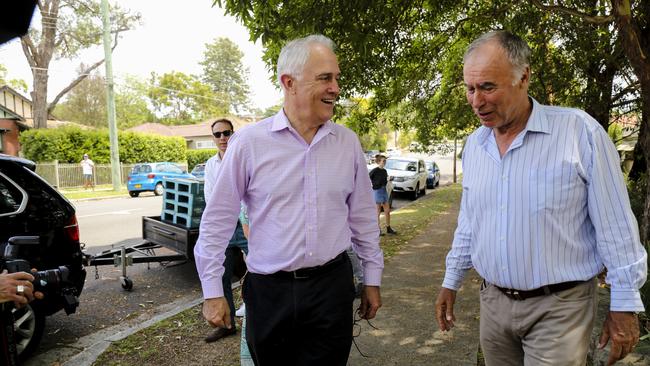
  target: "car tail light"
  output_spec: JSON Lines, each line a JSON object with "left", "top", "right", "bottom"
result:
{"left": 147, "top": 174, "right": 156, "bottom": 179}
{"left": 64, "top": 215, "right": 80, "bottom": 242}
{"left": 128, "top": 176, "right": 132, "bottom": 181}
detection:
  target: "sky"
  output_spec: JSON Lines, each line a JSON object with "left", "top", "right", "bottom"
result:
{"left": 0, "top": 0, "right": 283, "bottom": 111}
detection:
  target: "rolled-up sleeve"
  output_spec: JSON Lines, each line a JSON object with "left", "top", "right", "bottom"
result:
{"left": 347, "top": 140, "right": 384, "bottom": 286}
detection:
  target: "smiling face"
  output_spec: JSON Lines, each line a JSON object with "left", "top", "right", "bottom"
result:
{"left": 463, "top": 41, "right": 531, "bottom": 133}
{"left": 212, "top": 121, "right": 232, "bottom": 155}
{"left": 283, "top": 44, "right": 341, "bottom": 128}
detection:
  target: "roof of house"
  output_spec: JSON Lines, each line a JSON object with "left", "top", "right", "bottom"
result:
{"left": 127, "top": 117, "right": 254, "bottom": 139}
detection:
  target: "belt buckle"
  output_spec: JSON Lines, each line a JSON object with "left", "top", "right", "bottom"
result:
{"left": 293, "top": 270, "right": 309, "bottom": 280}
{"left": 508, "top": 289, "right": 523, "bottom": 301}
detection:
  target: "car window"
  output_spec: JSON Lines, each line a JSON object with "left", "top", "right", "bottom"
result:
{"left": 386, "top": 159, "right": 417, "bottom": 171}
{"left": 167, "top": 164, "right": 183, "bottom": 174}
{"left": 0, "top": 173, "right": 24, "bottom": 215}
{"left": 155, "top": 164, "right": 168, "bottom": 172}
{"left": 132, "top": 164, "right": 152, "bottom": 174}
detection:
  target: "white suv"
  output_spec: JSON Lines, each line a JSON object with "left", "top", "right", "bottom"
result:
{"left": 385, "top": 157, "right": 427, "bottom": 200}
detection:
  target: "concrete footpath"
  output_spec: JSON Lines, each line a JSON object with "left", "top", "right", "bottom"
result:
{"left": 348, "top": 198, "right": 482, "bottom": 365}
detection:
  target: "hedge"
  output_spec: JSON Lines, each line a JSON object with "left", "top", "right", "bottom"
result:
{"left": 187, "top": 149, "right": 217, "bottom": 170}
{"left": 20, "top": 127, "right": 187, "bottom": 164}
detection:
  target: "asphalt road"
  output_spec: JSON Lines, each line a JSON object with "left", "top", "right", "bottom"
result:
{"left": 25, "top": 149, "right": 461, "bottom": 364}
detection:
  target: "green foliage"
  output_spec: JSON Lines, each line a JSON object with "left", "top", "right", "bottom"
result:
{"left": 608, "top": 123, "right": 623, "bottom": 146}
{"left": 187, "top": 149, "right": 217, "bottom": 170}
{"left": 215, "top": 0, "right": 639, "bottom": 145}
{"left": 0, "top": 64, "right": 28, "bottom": 92}
{"left": 148, "top": 71, "right": 227, "bottom": 125}
{"left": 200, "top": 37, "right": 251, "bottom": 113}
{"left": 20, "top": 127, "right": 186, "bottom": 164}
{"left": 53, "top": 67, "right": 107, "bottom": 127}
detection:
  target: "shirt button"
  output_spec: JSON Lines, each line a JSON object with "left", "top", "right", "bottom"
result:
{"left": 500, "top": 237, "right": 505, "bottom": 241}
{"left": 500, "top": 205, "right": 506, "bottom": 210}
{"left": 502, "top": 175, "right": 507, "bottom": 180}
{"left": 309, "top": 252, "right": 313, "bottom": 256}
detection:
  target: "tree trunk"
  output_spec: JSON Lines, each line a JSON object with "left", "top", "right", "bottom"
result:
{"left": 31, "top": 70, "right": 49, "bottom": 129}
{"left": 611, "top": 0, "right": 650, "bottom": 243}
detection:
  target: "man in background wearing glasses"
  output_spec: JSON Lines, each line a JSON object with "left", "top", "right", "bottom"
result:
{"left": 202, "top": 118, "right": 249, "bottom": 343}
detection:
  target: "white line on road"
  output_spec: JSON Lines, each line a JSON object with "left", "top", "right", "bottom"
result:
{"left": 77, "top": 208, "right": 144, "bottom": 218}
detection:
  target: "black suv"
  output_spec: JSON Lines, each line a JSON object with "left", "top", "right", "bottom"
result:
{"left": 0, "top": 154, "right": 86, "bottom": 359}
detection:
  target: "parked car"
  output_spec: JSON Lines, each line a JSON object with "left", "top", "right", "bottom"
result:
{"left": 191, "top": 163, "right": 206, "bottom": 179}
{"left": 367, "top": 164, "right": 394, "bottom": 208}
{"left": 127, "top": 162, "right": 194, "bottom": 197}
{"left": 385, "top": 157, "right": 427, "bottom": 200}
{"left": 426, "top": 161, "right": 441, "bottom": 189}
{"left": 0, "top": 154, "right": 86, "bottom": 359}
{"left": 365, "top": 150, "right": 380, "bottom": 164}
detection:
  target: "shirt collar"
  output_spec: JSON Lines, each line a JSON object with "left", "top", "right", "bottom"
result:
{"left": 477, "top": 96, "right": 550, "bottom": 146}
{"left": 271, "top": 108, "right": 336, "bottom": 136}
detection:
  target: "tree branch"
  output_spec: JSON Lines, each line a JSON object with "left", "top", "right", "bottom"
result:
{"left": 46, "top": 34, "right": 120, "bottom": 112}
{"left": 19, "top": 36, "right": 38, "bottom": 68}
{"left": 529, "top": 0, "right": 614, "bottom": 24}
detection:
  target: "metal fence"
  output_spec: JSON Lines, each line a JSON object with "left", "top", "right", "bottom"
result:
{"left": 35, "top": 161, "right": 188, "bottom": 189}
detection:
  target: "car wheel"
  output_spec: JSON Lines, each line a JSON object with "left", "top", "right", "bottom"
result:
{"left": 412, "top": 183, "right": 420, "bottom": 200}
{"left": 435, "top": 179, "right": 440, "bottom": 187}
{"left": 13, "top": 304, "right": 45, "bottom": 361}
{"left": 129, "top": 191, "right": 139, "bottom": 198}
{"left": 153, "top": 182, "right": 164, "bottom": 196}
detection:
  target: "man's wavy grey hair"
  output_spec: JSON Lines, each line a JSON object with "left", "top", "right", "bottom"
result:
{"left": 464, "top": 30, "right": 531, "bottom": 84}
{"left": 277, "top": 34, "right": 336, "bottom": 89}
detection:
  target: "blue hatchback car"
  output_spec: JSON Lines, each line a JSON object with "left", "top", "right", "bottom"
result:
{"left": 127, "top": 162, "right": 194, "bottom": 197}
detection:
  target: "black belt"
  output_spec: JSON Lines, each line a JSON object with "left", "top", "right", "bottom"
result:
{"left": 494, "top": 281, "right": 584, "bottom": 301}
{"left": 270, "top": 252, "right": 347, "bottom": 280}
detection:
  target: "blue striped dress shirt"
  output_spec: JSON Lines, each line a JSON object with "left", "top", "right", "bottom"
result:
{"left": 443, "top": 98, "right": 647, "bottom": 312}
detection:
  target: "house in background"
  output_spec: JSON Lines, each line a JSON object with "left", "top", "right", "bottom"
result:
{"left": 0, "top": 85, "right": 32, "bottom": 156}
{"left": 127, "top": 117, "right": 253, "bottom": 150}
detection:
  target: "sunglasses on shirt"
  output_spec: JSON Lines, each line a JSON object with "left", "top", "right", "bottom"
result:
{"left": 213, "top": 130, "right": 233, "bottom": 138}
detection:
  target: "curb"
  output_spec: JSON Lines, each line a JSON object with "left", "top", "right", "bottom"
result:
{"left": 25, "top": 295, "right": 203, "bottom": 366}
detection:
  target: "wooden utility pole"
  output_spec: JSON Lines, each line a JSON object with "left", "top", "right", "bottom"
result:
{"left": 101, "top": 0, "right": 121, "bottom": 191}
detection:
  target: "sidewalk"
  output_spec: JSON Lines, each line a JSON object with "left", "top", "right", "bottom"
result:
{"left": 348, "top": 197, "right": 482, "bottom": 365}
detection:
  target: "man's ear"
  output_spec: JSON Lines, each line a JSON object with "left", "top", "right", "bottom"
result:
{"left": 280, "top": 74, "right": 294, "bottom": 93}
{"left": 519, "top": 66, "right": 530, "bottom": 87}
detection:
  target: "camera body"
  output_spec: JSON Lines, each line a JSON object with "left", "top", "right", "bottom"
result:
{"left": 1, "top": 255, "right": 80, "bottom": 315}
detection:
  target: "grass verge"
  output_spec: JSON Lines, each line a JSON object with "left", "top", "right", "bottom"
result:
{"left": 379, "top": 184, "right": 461, "bottom": 259}
{"left": 59, "top": 185, "right": 129, "bottom": 200}
{"left": 92, "top": 184, "right": 462, "bottom": 366}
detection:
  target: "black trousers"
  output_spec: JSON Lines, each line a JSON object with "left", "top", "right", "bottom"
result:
{"left": 242, "top": 253, "right": 355, "bottom": 366}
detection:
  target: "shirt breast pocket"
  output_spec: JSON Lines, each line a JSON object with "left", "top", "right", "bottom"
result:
{"left": 530, "top": 164, "right": 586, "bottom": 213}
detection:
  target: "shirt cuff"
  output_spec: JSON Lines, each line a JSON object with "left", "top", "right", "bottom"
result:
{"left": 610, "top": 288, "right": 645, "bottom": 312}
{"left": 363, "top": 267, "right": 383, "bottom": 287}
{"left": 200, "top": 279, "right": 224, "bottom": 300}
{"left": 442, "top": 270, "right": 467, "bottom": 291}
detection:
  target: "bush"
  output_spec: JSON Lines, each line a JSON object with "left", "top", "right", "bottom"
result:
{"left": 187, "top": 149, "right": 216, "bottom": 170}
{"left": 20, "top": 127, "right": 187, "bottom": 164}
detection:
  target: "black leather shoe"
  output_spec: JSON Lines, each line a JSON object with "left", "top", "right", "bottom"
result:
{"left": 204, "top": 327, "right": 236, "bottom": 343}
{"left": 387, "top": 226, "right": 397, "bottom": 235}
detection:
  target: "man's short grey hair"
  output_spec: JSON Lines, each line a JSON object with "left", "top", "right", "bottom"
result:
{"left": 464, "top": 30, "right": 531, "bottom": 83}
{"left": 277, "top": 34, "right": 336, "bottom": 88}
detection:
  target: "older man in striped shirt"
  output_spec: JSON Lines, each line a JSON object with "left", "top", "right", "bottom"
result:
{"left": 436, "top": 30, "right": 647, "bottom": 366}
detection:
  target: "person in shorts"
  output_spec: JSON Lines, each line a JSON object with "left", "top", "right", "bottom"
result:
{"left": 369, "top": 154, "right": 396, "bottom": 235}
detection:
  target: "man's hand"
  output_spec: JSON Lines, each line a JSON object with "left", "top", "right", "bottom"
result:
{"left": 358, "top": 285, "right": 381, "bottom": 320}
{"left": 0, "top": 270, "right": 39, "bottom": 308}
{"left": 435, "top": 287, "right": 457, "bottom": 331}
{"left": 202, "top": 297, "right": 231, "bottom": 329}
{"left": 599, "top": 311, "right": 640, "bottom": 366}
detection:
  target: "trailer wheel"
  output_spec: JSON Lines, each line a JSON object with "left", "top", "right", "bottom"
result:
{"left": 121, "top": 277, "right": 133, "bottom": 291}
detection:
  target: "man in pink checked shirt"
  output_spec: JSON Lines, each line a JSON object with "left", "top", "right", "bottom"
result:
{"left": 193, "top": 34, "right": 384, "bottom": 365}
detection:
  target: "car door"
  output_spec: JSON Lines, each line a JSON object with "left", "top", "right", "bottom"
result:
{"left": 418, "top": 160, "right": 427, "bottom": 188}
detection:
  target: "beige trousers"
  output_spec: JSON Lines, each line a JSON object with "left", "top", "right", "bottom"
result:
{"left": 479, "top": 279, "right": 598, "bottom": 366}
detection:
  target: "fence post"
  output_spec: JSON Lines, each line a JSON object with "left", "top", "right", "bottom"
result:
{"left": 54, "top": 160, "right": 60, "bottom": 188}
